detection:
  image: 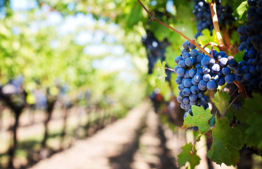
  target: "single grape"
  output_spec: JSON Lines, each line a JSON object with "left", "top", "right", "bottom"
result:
{"left": 182, "top": 88, "right": 191, "bottom": 96}
{"left": 225, "top": 74, "right": 235, "bottom": 84}
{"left": 207, "top": 80, "right": 217, "bottom": 90}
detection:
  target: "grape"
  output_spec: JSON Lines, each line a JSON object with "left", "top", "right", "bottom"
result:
{"left": 180, "top": 103, "right": 185, "bottom": 109}
{"left": 243, "top": 73, "right": 252, "bottom": 82}
{"left": 234, "top": 68, "right": 244, "bottom": 76}
{"left": 211, "top": 63, "right": 220, "bottom": 72}
{"left": 177, "top": 68, "right": 185, "bottom": 77}
{"left": 197, "top": 92, "right": 204, "bottom": 98}
{"left": 183, "top": 41, "right": 190, "bottom": 49}
{"left": 178, "top": 60, "right": 186, "bottom": 68}
{"left": 185, "top": 57, "right": 194, "bottom": 67}
{"left": 217, "top": 77, "right": 226, "bottom": 86}
{"left": 183, "top": 97, "right": 190, "bottom": 104}
{"left": 184, "top": 79, "right": 192, "bottom": 88}
{"left": 174, "top": 66, "right": 180, "bottom": 73}
{"left": 207, "top": 80, "right": 217, "bottom": 90}
{"left": 189, "top": 69, "right": 196, "bottom": 77}
{"left": 190, "top": 49, "right": 199, "bottom": 57}
{"left": 203, "top": 66, "right": 211, "bottom": 74}
{"left": 203, "top": 74, "right": 211, "bottom": 82}
{"left": 175, "top": 56, "right": 183, "bottom": 64}
{"left": 225, "top": 74, "right": 235, "bottom": 84}
{"left": 189, "top": 94, "right": 198, "bottom": 102}
{"left": 250, "top": 66, "right": 258, "bottom": 76}
{"left": 176, "top": 77, "right": 183, "bottom": 84}
{"left": 190, "top": 101, "right": 198, "bottom": 106}
{"left": 222, "top": 67, "right": 230, "bottom": 75}
{"left": 190, "top": 85, "right": 199, "bottom": 94}
{"left": 200, "top": 96, "right": 209, "bottom": 104}
{"left": 182, "top": 52, "right": 190, "bottom": 59}
{"left": 228, "top": 59, "right": 238, "bottom": 69}
{"left": 199, "top": 80, "right": 207, "bottom": 88}
{"left": 192, "top": 79, "right": 199, "bottom": 86}
{"left": 194, "top": 74, "right": 203, "bottom": 82}
{"left": 177, "top": 95, "right": 183, "bottom": 103}
{"left": 182, "top": 88, "right": 191, "bottom": 96}
{"left": 178, "top": 84, "right": 185, "bottom": 91}
{"left": 219, "top": 57, "right": 228, "bottom": 67}
{"left": 201, "top": 56, "right": 210, "bottom": 66}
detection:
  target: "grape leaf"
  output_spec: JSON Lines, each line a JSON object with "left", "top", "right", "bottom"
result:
{"left": 235, "top": 93, "right": 262, "bottom": 123}
{"left": 177, "top": 142, "right": 200, "bottom": 169}
{"left": 207, "top": 117, "right": 242, "bottom": 166}
{"left": 244, "top": 93, "right": 262, "bottom": 112}
{"left": 245, "top": 113, "right": 262, "bottom": 149}
{"left": 212, "top": 91, "right": 233, "bottom": 121}
{"left": 235, "top": 107, "right": 249, "bottom": 123}
{"left": 183, "top": 106, "right": 212, "bottom": 134}
{"left": 234, "top": 50, "right": 245, "bottom": 63}
{"left": 236, "top": 1, "right": 247, "bottom": 19}
{"left": 155, "top": 61, "right": 167, "bottom": 86}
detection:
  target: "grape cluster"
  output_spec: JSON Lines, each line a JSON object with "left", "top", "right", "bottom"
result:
{"left": 174, "top": 41, "right": 239, "bottom": 118}
{"left": 193, "top": 0, "right": 234, "bottom": 39}
{"left": 142, "top": 31, "right": 171, "bottom": 81}
{"left": 236, "top": 0, "right": 262, "bottom": 92}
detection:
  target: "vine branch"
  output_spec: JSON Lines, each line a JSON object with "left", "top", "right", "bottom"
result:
{"left": 220, "top": 94, "right": 243, "bottom": 119}
{"left": 137, "top": 0, "right": 213, "bottom": 58}
{"left": 209, "top": 2, "right": 227, "bottom": 53}
{"left": 165, "top": 67, "right": 175, "bottom": 72}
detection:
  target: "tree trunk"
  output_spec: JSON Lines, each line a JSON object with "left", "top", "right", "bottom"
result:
{"left": 8, "top": 111, "right": 21, "bottom": 169}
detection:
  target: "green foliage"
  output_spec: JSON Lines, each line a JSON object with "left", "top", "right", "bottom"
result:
{"left": 234, "top": 50, "right": 245, "bottom": 63}
{"left": 245, "top": 113, "right": 262, "bottom": 149}
{"left": 212, "top": 91, "right": 234, "bottom": 121}
{"left": 236, "top": 1, "right": 248, "bottom": 19}
{"left": 183, "top": 106, "right": 212, "bottom": 134}
{"left": 207, "top": 117, "right": 242, "bottom": 166}
{"left": 235, "top": 94, "right": 262, "bottom": 123}
{"left": 155, "top": 60, "right": 167, "bottom": 87}
{"left": 177, "top": 142, "right": 201, "bottom": 169}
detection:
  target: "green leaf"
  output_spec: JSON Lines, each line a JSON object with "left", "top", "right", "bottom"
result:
{"left": 245, "top": 113, "right": 262, "bottom": 149}
{"left": 212, "top": 91, "right": 233, "bottom": 121}
{"left": 244, "top": 93, "right": 262, "bottom": 112}
{"left": 155, "top": 60, "right": 167, "bottom": 87}
{"left": 207, "top": 117, "right": 242, "bottom": 166}
{"left": 236, "top": 1, "right": 247, "bottom": 19}
{"left": 205, "top": 0, "right": 212, "bottom": 3}
{"left": 234, "top": 50, "right": 245, "bottom": 63}
{"left": 235, "top": 93, "right": 262, "bottom": 123}
{"left": 178, "top": 142, "right": 200, "bottom": 169}
{"left": 235, "top": 107, "right": 249, "bottom": 123}
{"left": 183, "top": 106, "right": 212, "bottom": 134}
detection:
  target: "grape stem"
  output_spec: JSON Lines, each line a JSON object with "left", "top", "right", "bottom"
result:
{"left": 137, "top": 0, "right": 213, "bottom": 58}
{"left": 165, "top": 67, "right": 175, "bottom": 72}
{"left": 220, "top": 94, "right": 243, "bottom": 119}
{"left": 221, "top": 25, "right": 233, "bottom": 54}
{"left": 209, "top": 2, "right": 227, "bottom": 53}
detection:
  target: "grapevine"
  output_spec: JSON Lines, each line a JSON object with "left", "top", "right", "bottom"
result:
{"left": 138, "top": 0, "right": 262, "bottom": 168}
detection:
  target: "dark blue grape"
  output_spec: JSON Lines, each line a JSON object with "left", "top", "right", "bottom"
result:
{"left": 207, "top": 80, "right": 217, "bottom": 90}
{"left": 177, "top": 68, "right": 185, "bottom": 77}
{"left": 225, "top": 74, "right": 235, "bottom": 84}
{"left": 184, "top": 79, "right": 192, "bottom": 88}
{"left": 182, "top": 88, "right": 191, "bottom": 96}
{"left": 190, "top": 85, "right": 199, "bottom": 94}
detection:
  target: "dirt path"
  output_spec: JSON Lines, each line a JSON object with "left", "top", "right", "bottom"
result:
{"left": 30, "top": 102, "right": 150, "bottom": 169}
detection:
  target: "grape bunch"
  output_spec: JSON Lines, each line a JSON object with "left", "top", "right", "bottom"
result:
{"left": 236, "top": 0, "right": 262, "bottom": 92}
{"left": 193, "top": 0, "right": 234, "bottom": 39}
{"left": 142, "top": 31, "right": 172, "bottom": 81}
{"left": 174, "top": 41, "right": 239, "bottom": 118}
